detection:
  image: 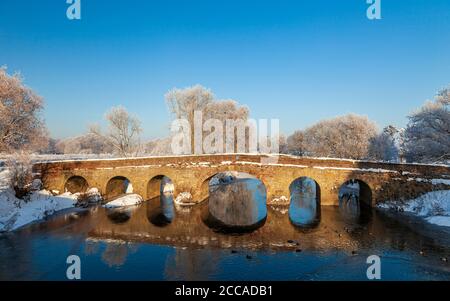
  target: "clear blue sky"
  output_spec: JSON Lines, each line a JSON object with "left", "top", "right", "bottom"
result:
{"left": 0, "top": 0, "right": 449, "bottom": 140}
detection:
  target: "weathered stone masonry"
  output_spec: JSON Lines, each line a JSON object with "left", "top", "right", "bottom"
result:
{"left": 34, "top": 154, "right": 450, "bottom": 206}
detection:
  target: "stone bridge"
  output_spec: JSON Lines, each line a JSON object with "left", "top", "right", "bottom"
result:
{"left": 34, "top": 154, "right": 450, "bottom": 206}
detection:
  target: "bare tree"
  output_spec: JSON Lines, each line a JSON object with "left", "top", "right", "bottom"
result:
{"left": 404, "top": 87, "right": 450, "bottom": 163}
{"left": 0, "top": 67, "right": 48, "bottom": 152}
{"left": 302, "top": 114, "right": 378, "bottom": 159}
{"left": 90, "top": 106, "right": 142, "bottom": 157}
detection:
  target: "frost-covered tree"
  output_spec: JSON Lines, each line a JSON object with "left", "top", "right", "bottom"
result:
{"left": 165, "top": 85, "right": 251, "bottom": 154}
{"left": 165, "top": 85, "right": 214, "bottom": 152}
{"left": 404, "top": 87, "right": 450, "bottom": 163}
{"left": 144, "top": 137, "right": 173, "bottom": 156}
{"left": 302, "top": 114, "right": 378, "bottom": 159}
{"left": 90, "top": 106, "right": 142, "bottom": 157}
{"left": 203, "top": 99, "right": 249, "bottom": 122}
{"left": 0, "top": 67, "right": 48, "bottom": 152}
{"left": 368, "top": 125, "right": 400, "bottom": 162}
{"left": 56, "top": 133, "right": 114, "bottom": 154}
{"left": 278, "top": 134, "right": 289, "bottom": 154}
{"left": 287, "top": 130, "right": 305, "bottom": 155}
{"left": 203, "top": 99, "right": 250, "bottom": 153}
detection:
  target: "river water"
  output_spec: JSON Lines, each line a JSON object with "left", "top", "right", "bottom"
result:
{"left": 0, "top": 178, "right": 449, "bottom": 280}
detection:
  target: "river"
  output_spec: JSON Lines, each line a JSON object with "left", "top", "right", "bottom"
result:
{"left": 0, "top": 178, "right": 449, "bottom": 280}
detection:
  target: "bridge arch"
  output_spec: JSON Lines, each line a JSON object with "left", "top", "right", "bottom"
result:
{"left": 65, "top": 176, "right": 89, "bottom": 193}
{"left": 201, "top": 171, "right": 268, "bottom": 231}
{"left": 105, "top": 176, "right": 132, "bottom": 200}
{"left": 338, "top": 178, "right": 372, "bottom": 208}
{"left": 288, "top": 177, "right": 321, "bottom": 226}
{"left": 197, "top": 170, "right": 267, "bottom": 203}
{"left": 147, "top": 175, "right": 174, "bottom": 200}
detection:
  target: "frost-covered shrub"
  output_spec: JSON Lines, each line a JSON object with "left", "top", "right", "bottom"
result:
{"left": 6, "top": 152, "right": 34, "bottom": 199}
{"left": 301, "top": 114, "right": 378, "bottom": 159}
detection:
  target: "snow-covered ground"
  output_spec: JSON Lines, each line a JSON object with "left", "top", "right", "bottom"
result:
{"left": 378, "top": 190, "right": 450, "bottom": 227}
{"left": 0, "top": 189, "right": 78, "bottom": 231}
{"left": 103, "top": 194, "right": 143, "bottom": 208}
{"left": 0, "top": 168, "right": 101, "bottom": 232}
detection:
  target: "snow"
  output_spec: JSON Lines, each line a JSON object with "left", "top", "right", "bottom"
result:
{"left": 431, "top": 178, "right": 450, "bottom": 185}
{"left": 162, "top": 183, "right": 174, "bottom": 193}
{"left": 406, "top": 178, "right": 450, "bottom": 186}
{"left": 426, "top": 216, "right": 450, "bottom": 227}
{"left": 174, "top": 192, "right": 195, "bottom": 206}
{"left": 0, "top": 167, "right": 103, "bottom": 231}
{"left": 313, "top": 166, "right": 397, "bottom": 173}
{"left": 10, "top": 153, "right": 448, "bottom": 169}
{"left": 0, "top": 188, "right": 78, "bottom": 232}
{"left": 378, "top": 190, "right": 450, "bottom": 227}
{"left": 271, "top": 196, "right": 289, "bottom": 204}
{"left": 161, "top": 176, "right": 174, "bottom": 193}
{"left": 103, "top": 194, "right": 143, "bottom": 208}
{"left": 82, "top": 188, "right": 103, "bottom": 204}
{"left": 125, "top": 183, "right": 133, "bottom": 194}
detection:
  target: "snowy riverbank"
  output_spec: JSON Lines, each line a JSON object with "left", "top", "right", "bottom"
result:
{"left": 378, "top": 190, "right": 450, "bottom": 227}
{"left": 0, "top": 188, "right": 79, "bottom": 231}
{"left": 0, "top": 168, "right": 102, "bottom": 232}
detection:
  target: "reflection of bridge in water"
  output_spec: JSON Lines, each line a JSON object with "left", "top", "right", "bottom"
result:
{"left": 36, "top": 200, "right": 444, "bottom": 258}
{"left": 36, "top": 154, "right": 450, "bottom": 206}
{"left": 87, "top": 202, "right": 369, "bottom": 251}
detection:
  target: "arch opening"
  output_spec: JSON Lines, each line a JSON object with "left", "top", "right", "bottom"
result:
{"left": 338, "top": 179, "right": 372, "bottom": 222}
{"left": 147, "top": 175, "right": 174, "bottom": 200}
{"left": 202, "top": 171, "right": 267, "bottom": 233}
{"left": 288, "top": 177, "right": 321, "bottom": 227}
{"left": 105, "top": 176, "right": 132, "bottom": 200}
{"left": 146, "top": 175, "right": 175, "bottom": 227}
{"left": 65, "top": 176, "right": 89, "bottom": 194}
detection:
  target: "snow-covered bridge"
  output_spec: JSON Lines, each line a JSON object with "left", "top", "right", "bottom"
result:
{"left": 34, "top": 154, "right": 450, "bottom": 206}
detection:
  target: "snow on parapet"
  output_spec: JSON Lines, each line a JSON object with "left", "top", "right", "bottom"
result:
{"left": 29, "top": 153, "right": 450, "bottom": 168}
{"left": 313, "top": 166, "right": 398, "bottom": 173}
